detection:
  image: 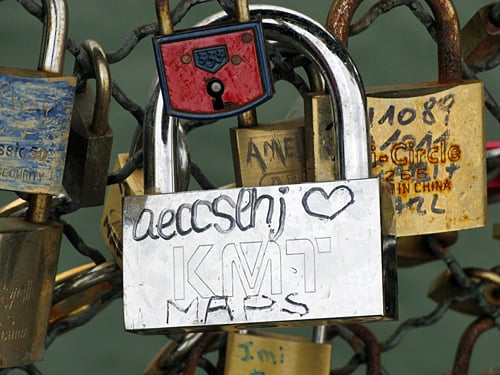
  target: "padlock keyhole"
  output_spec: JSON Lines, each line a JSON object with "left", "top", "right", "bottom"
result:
{"left": 207, "top": 79, "right": 225, "bottom": 111}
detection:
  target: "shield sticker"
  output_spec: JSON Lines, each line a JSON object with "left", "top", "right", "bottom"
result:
{"left": 193, "top": 45, "right": 229, "bottom": 74}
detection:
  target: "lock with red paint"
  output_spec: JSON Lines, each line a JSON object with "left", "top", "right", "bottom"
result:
{"left": 153, "top": 1, "right": 273, "bottom": 120}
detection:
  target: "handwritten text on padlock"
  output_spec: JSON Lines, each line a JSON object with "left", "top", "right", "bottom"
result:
{"left": 123, "top": 179, "right": 386, "bottom": 330}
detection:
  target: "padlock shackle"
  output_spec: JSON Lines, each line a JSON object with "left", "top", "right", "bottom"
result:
{"left": 200, "top": 5, "right": 370, "bottom": 180}
{"left": 81, "top": 40, "right": 111, "bottom": 136}
{"left": 143, "top": 80, "right": 190, "bottom": 194}
{"left": 156, "top": 0, "right": 174, "bottom": 35}
{"left": 39, "top": 0, "right": 68, "bottom": 74}
{"left": 325, "top": 0, "right": 462, "bottom": 83}
{"left": 144, "top": 82, "right": 176, "bottom": 194}
{"left": 155, "top": 0, "right": 250, "bottom": 35}
{"left": 28, "top": 0, "right": 69, "bottom": 225}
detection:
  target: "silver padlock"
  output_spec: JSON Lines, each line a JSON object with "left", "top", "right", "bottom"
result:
{"left": 122, "top": 6, "right": 397, "bottom": 332}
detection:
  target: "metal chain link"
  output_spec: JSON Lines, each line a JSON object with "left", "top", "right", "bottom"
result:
{"left": 4, "top": 0, "right": 499, "bottom": 374}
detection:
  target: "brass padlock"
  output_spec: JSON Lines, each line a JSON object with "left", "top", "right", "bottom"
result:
{"left": 0, "top": 6, "right": 76, "bottom": 196}
{"left": 100, "top": 153, "right": 144, "bottom": 268}
{"left": 327, "top": 0, "right": 486, "bottom": 237}
{"left": 0, "top": 0, "right": 71, "bottom": 367}
{"left": 397, "top": 231, "right": 458, "bottom": 267}
{"left": 224, "top": 330, "right": 332, "bottom": 375}
{"left": 231, "top": 118, "right": 306, "bottom": 186}
{"left": 231, "top": 67, "right": 335, "bottom": 187}
{"left": 427, "top": 267, "right": 500, "bottom": 316}
{"left": 63, "top": 39, "right": 113, "bottom": 207}
{"left": 122, "top": 6, "right": 396, "bottom": 332}
{"left": 0, "top": 218, "right": 62, "bottom": 368}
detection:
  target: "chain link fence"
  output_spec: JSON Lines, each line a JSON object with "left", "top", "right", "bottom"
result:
{"left": 0, "top": 0, "right": 498, "bottom": 374}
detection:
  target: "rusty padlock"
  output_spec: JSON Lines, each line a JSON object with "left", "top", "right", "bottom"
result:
{"left": 122, "top": 6, "right": 396, "bottom": 332}
{"left": 63, "top": 39, "right": 113, "bottom": 207}
{"left": 0, "top": 0, "right": 72, "bottom": 367}
{"left": 153, "top": 0, "right": 273, "bottom": 119}
{"left": 327, "top": 0, "right": 486, "bottom": 237}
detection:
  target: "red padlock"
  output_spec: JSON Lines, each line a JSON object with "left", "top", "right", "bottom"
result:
{"left": 153, "top": 1, "right": 273, "bottom": 120}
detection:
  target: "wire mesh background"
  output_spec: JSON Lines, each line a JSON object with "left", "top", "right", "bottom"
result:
{"left": 0, "top": 0, "right": 498, "bottom": 374}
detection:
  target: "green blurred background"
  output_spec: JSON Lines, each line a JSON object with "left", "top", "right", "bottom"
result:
{"left": 1, "top": 0, "right": 499, "bottom": 374}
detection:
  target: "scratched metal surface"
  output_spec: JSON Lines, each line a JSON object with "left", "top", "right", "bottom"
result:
{"left": 123, "top": 180, "right": 390, "bottom": 331}
{"left": 0, "top": 0, "right": 498, "bottom": 374}
{"left": 0, "top": 72, "right": 75, "bottom": 194}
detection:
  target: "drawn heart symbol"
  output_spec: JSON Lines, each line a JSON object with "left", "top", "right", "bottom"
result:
{"left": 302, "top": 185, "right": 355, "bottom": 220}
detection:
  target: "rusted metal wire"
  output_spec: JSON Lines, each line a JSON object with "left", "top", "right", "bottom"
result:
{"left": 451, "top": 317, "right": 496, "bottom": 375}
{"left": 345, "top": 324, "right": 381, "bottom": 375}
{"left": 183, "top": 332, "right": 220, "bottom": 375}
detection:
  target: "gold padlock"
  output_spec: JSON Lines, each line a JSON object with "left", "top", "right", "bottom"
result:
{"left": 224, "top": 330, "right": 332, "bottom": 375}
{"left": 100, "top": 153, "right": 144, "bottom": 268}
{"left": 427, "top": 267, "right": 500, "bottom": 316}
{"left": 231, "top": 118, "right": 307, "bottom": 186}
{"left": 0, "top": 217, "right": 62, "bottom": 367}
{"left": 327, "top": 0, "right": 486, "bottom": 236}
{"left": 231, "top": 67, "right": 335, "bottom": 187}
{"left": 63, "top": 39, "right": 113, "bottom": 207}
{"left": 397, "top": 231, "right": 458, "bottom": 267}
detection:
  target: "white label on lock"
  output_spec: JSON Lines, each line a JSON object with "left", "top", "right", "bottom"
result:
{"left": 123, "top": 178, "right": 389, "bottom": 331}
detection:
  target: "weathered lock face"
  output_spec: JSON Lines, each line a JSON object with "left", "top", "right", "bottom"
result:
{"left": 368, "top": 82, "right": 485, "bottom": 236}
{"left": 153, "top": 21, "right": 273, "bottom": 119}
{"left": 123, "top": 6, "right": 397, "bottom": 333}
{"left": 0, "top": 67, "right": 76, "bottom": 194}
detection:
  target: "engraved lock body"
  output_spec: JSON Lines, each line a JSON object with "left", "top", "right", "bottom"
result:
{"left": 63, "top": 40, "right": 113, "bottom": 207}
{"left": 153, "top": 0, "right": 273, "bottom": 119}
{"left": 0, "top": 0, "right": 71, "bottom": 367}
{"left": 231, "top": 66, "right": 336, "bottom": 187}
{"left": 327, "top": 0, "right": 486, "bottom": 237}
{"left": 122, "top": 6, "right": 397, "bottom": 333}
